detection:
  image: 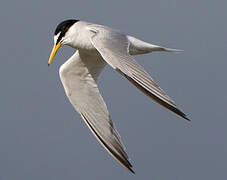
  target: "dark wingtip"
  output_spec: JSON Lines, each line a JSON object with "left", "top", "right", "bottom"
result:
{"left": 124, "top": 158, "right": 135, "bottom": 174}
{"left": 175, "top": 109, "right": 191, "bottom": 122}
{"left": 184, "top": 116, "right": 191, "bottom": 121}
{"left": 128, "top": 167, "right": 135, "bottom": 174}
{"left": 178, "top": 111, "right": 190, "bottom": 122}
{"left": 116, "top": 68, "right": 190, "bottom": 123}
{"left": 81, "top": 113, "right": 135, "bottom": 174}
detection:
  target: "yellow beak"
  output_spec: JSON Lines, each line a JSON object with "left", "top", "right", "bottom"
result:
{"left": 48, "top": 42, "right": 62, "bottom": 66}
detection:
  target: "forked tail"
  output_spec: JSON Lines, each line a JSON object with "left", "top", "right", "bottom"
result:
{"left": 127, "top": 35, "right": 183, "bottom": 55}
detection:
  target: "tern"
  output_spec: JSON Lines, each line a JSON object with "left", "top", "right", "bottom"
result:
{"left": 48, "top": 19, "right": 189, "bottom": 173}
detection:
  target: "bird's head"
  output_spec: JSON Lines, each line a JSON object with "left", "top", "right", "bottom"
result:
{"left": 48, "top": 19, "right": 79, "bottom": 66}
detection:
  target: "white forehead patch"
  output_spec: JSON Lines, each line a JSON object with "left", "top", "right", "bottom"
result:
{"left": 54, "top": 32, "right": 60, "bottom": 44}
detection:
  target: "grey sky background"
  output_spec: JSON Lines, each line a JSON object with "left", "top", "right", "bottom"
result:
{"left": 0, "top": 0, "right": 226, "bottom": 179}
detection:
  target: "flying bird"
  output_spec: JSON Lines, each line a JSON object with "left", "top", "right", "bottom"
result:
{"left": 48, "top": 19, "right": 189, "bottom": 173}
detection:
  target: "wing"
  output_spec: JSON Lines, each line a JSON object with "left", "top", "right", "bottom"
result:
{"left": 88, "top": 26, "right": 189, "bottom": 121}
{"left": 59, "top": 51, "right": 134, "bottom": 173}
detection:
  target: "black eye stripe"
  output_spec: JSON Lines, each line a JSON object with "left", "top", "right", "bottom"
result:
{"left": 56, "top": 30, "right": 66, "bottom": 45}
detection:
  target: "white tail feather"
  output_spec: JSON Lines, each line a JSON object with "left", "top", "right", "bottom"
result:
{"left": 127, "top": 35, "right": 183, "bottom": 55}
{"left": 161, "top": 47, "right": 183, "bottom": 53}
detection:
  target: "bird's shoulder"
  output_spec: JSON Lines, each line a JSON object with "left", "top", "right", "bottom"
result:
{"left": 84, "top": 22, "right": 125, "bottom": 38}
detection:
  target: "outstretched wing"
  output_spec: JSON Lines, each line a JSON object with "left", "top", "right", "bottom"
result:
{"left": 88, "top": 25, "right": 189, "bottom": 121}
{"left": 59, "top": 51, "right": 134, "bottom": 173}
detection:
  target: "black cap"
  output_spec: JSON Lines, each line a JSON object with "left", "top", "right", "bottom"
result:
{"left": 54, "top": 19, "right": 79, "bottom": 44}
